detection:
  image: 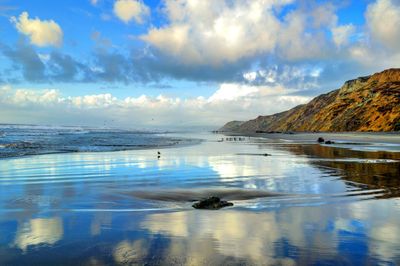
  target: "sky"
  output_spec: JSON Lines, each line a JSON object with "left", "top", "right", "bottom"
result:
{"left": 0, "top": 0, "right": 399, "bottom": 129}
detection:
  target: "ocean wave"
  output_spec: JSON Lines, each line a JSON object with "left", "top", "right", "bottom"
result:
{"left": 0, "top": 124, "right": 200, "bottom": 159}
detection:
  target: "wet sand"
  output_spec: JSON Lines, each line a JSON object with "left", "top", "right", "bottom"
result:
{"left": 225, "top": 131, "right": 400, "bottom": 142}
{"left": 0, "top": 132, "right": 399, "bottom": 265}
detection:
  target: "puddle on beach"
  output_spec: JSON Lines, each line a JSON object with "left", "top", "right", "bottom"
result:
{"left": 0, "top": 132, "right": 400, "bottom": 265}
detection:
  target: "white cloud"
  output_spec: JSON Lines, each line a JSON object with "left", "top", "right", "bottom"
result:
{"left": 71, "top": 93, "right": 117, "bottom": 108}
{"left": 141, "top": 0, "right": 291, "bottom": 65}
{"left": 10, "top": 12, "right": 63, "bottom": 47}
{"left": 137, "top": 0, "right": 398, "bottom": 74}
{"left": 140, "top": 0, "right": 351, "bottom": 64}
{"left": 366, "top": 0, "right": 400, "bottom": 51}
{"left": 243, "top": 72, "right": 257, "bottom": 82}
{"left": 0, "top": 84, "right": 311, "bottom": 128}
{"left": 207, "top": 83, "right": 258, "bottom": 102}
{"left": 277, "top": 9, "right": 331, "bottom": 60}
{"left": 311, "top": 3, "right": 337, "bottom": 28}
{"left": 11, "top": 89, "right": 61, "bottom": 106}
{"left": 342, "top": 0, "right": 400, "bottom": 68}
{"left": 113, "top": 0, "right": 150, "bottom": 24}
{"left": 90, "top": 0, "right": 98, "bottom": 5}
{"left": 332, "top": 24, "right": 355, "bottom": 47}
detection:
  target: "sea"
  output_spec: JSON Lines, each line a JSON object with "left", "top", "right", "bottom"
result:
{"left": 0, "top": 124, "right": 399, "bottom": 265}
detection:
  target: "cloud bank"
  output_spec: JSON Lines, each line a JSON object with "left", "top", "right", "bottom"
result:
{"left": 0, "top": 84, "right": 310, "bottom": 128}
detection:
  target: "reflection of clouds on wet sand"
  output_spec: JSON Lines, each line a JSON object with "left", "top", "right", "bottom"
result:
{"left": 140, "top": 210, "right": 300, "bottom": 264}
{"left": 370, "top": 223, "right": 400, "bottom": 261}
{"left": 143, "top": 211, "right": 189, "bottom": 237}
{"left": 90, "top": 212, "right": 112, "bottom": 236}
{"left": 206, "top": 153, "right": 344, "bottom": 194}
{"left": 349, "top": 199, "right": 400, "bottom": 262}
{"left": 209, "top": 155, "right": 260, "bottom": 179}
{"left": 113, "top": 239, "right": 148, "bottom": 265}
{"left": 1, "top": 133, "right": 400, "bottom": 264}
{"left": 14, "top": 217, "right": 63, "bottom": 251}
{"left": 138, "top": 199, "right": 400, "bottom": 265}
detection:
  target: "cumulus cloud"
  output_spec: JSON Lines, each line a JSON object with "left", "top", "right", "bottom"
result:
{"left": 136, "top": 0, "right": 399, "bottom": 81}
{"left": 141, "top": 0, "right": 287, "bottom": 65}
{"left": 113, "top": 0, "right": 150, "bottom": 23}
{"left": 366, "top": 0, "right": 400, "bottom": 51}
{"left": 0, "top": 84, "right": 310, "bottom": 128}
{"left": 10, "top": 12, "right": 63, "bottom": 47}
{"left": 339, "top": 0, "right": 400, "bottom": 69}
{"left": 140, "top": 0, "right": 349, "bottom": 65}
{"left": 277, "top": 6, "right": 335, "bottom": 61}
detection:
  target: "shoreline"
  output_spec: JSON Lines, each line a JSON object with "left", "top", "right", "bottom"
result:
{"left": 218, "top": 131, "right": 400, "bottom": 144}
{"left": 0, "top": 135, "right": 202, "bottom": 160}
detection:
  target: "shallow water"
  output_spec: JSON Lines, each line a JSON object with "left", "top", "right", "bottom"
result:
{"left": 0, "top": 131, "right": 400, "bottom": 265}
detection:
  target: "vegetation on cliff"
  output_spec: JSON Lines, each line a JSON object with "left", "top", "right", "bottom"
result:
{"left": 220, "top": 69, "right": 400, "bottom": 132}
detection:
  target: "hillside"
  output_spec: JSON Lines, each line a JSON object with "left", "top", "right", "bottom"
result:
{"left": 219, "top": 69, "right": 400, "bottom": 132}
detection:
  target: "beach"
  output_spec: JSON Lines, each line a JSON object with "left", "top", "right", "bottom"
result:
{"left": 0, "top": 129, "right": 400, "bottom": 265}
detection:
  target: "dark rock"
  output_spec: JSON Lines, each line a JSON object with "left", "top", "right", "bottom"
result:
{"left": 317, "top": 137, "right": 325, "bottom": 143}
{"left": 395, "top": 120, "right": 400, "bottom": 131}
{"left": 325, "top": 140, "right": 335, "bottom": 144}
{"left": 192, "top": 196, "right": 233, "bottom": 210}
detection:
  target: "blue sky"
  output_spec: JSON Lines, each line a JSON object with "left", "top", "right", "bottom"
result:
{"left": 0, "top": 0, "right": 399, "bottom": 128}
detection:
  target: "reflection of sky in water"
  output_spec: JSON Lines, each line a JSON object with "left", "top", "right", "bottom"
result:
{"left": 14, "top": 217, "right": 63, "bottom": 252}
{"left": 0, "top": 133, "right": 400, "bottom": 264}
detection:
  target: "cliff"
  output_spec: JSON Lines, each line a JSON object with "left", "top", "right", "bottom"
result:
{"left": 220, "top": 68, "right": 400, "bottom": 132}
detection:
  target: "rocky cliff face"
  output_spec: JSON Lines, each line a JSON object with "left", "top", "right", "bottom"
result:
{"left": 220, "top": 69, "right": 400, "bottom": 132}
{"left": 218, "top": 120, "right": 245, "bottom": 132}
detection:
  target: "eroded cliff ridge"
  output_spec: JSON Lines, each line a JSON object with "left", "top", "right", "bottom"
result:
{"left": 219, "top": 69, "right": 400, "bottom": 132}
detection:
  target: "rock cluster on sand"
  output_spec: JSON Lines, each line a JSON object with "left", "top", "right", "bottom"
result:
{"left": 316, "top": 138, "right": 335, "bottom": 144}
{"left": 192, "top": 196, "right": 233, "bottom": 210}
